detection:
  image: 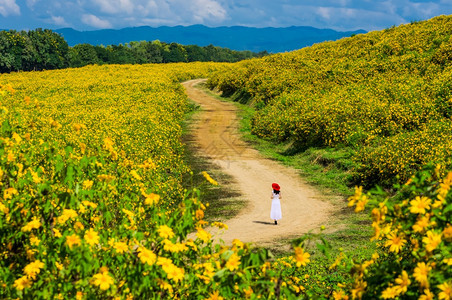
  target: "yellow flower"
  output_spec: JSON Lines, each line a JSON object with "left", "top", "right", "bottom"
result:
{"left": 164, "top": 265, "right": 185, "bottom": 282}
{"left": 3, "top": 187, "right": 18, "bottom": 200}
{"left": 413, "top": 262, "right": 431, "bottom": 287}
{"left": 225, "top": 253, "right": 241, "bottom": 271}
{"left": 113, "top": 242, "right": 129, "bottom": 254}
{"left": 22, "top": 217, "right": 42, "bottom": 232}
{"left": 294, "top": 247, "right": 310, "bottom": 267}
{"left": 92, "top": 271, "right": 114, "bottom": 290}
{"left": 144, "top": 193, "right": 160, "bottom": 205}
{"left": 351, "top": 279, "right": 367, "bottom": 299}
{"left": 58, "top": 209, "right": 78, "bottom": 224}
{"left": 7, "top": 151, "right": 15, "bottom": 162}
{"left": 66, "top": 234, "right": 81, "bottom": 249}
{"left": 74, "top": 221, "right": 84, "bottom": 231}
{"left": 82, "top": 180, "right": 93, "bottom": 190}
{"left": 443, "top": 224, "right": 452, "bottom": 240}
{"left": 195, "top": 209, "right": 204, "bottom": 220}
{"left": 196, "top": 227, "right": 211, "bottom": 243}
{"left": 24, "top": 260, "right": 45, "bottom": 279}
{"left": 72, "top": 123, "right": 86, "bottom": 133}
{"left": 76, "top": 291, "right": 84, "bottom": 300}
{"left": 413, "top": 216, "right": 430, "bottom": 233}
{"left": 30, "top": 235, "right": 40, "bottom": 246}
{"left": 157, "top": 225, "right": 175, "bottom": 239}
{"left": 332, "top": 290, "right": 349, "bottom": 300}
{"left": 385, "top": 232, "right": 406, "bottom": 253}
{"left": 355, "top": 195, "right": 368, "bottom": 212}
{"left": 137, "top": 247, "right": 156, "bottom": 266}
{"left": 232, "top": 239, "right": 244, "bottom": 249}
{"left": 84, "top": 228, "right": 100, "bottom": 246}
{"left": 211, "top": 222, "right": 228, "bottom": 230}
{"left": 422, "top": 230, "right": 442, "bottom": 252}
{"left": 130, "top": 170, "right": 142, "bottom": 180}
{"left": 381, "top": 286, "right": 400, "bottom": 299}
{"left": 438, "top": 282, "right": 452, "bottom": 300}
{"left": 394, "top": 270, "right": 411, "bottom": 294}
{"left": 14, "top": 275, "right": 32, "bottom": 290}
{"left": 206, "top": 291, "right": 223, "bottom": 300}
{"left": 410, "top": 196, "right": 431, "bottom": 214}
{"left": 201, "top": 171, "right": 218, "bottom": 185}
{"left": 419, "top": 289, "right": 434, "bottom": 300}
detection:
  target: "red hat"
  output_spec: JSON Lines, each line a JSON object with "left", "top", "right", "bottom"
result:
{"left": 272, "top": 183, "right": 280, "bottom": 191}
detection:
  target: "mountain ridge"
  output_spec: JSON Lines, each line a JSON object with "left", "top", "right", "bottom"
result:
{"left": 55, "top": 25, "right": 366, "bottom": 53}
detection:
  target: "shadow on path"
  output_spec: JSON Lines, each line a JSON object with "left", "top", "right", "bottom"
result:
{"left": 253, "top": 221, "right": 275, "bottom": 226}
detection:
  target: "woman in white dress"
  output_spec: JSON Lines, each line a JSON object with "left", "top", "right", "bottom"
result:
{"left": 270, "top": 183, "right": 282, "bottom": 225}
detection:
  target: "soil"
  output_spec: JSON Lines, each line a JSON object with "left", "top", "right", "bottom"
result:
{"left": 183, "top": 79, "right": 337, "bottom": 246}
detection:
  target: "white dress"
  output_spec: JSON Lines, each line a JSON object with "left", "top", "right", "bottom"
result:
{"left": 270, "top": 192, "right": 282, "bottom": 220}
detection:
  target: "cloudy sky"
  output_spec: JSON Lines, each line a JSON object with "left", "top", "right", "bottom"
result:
{"left": 0, "top": 0, "right": 451, "bottom": 32}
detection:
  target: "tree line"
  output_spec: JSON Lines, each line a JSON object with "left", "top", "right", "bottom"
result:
{"left": 0, "top": 28, "right": 268, "bottom": 73}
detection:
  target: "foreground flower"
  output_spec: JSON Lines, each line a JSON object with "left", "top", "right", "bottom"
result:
{"left": 419, "top": 289, "right": 434, "bottom": 300}
{"left": 413, "top": 262, "right": 431, "bottom": 287}
{"left": 84, "top": 228, "right": 100, "bottom": 246}
{"left": 164, "top": 264, "right": 185, "bottom": 282}
{"left": 137, "top": 247, "right": 156, "bottom": 266}
{"left": 66, "top": 234, "right": 81, "bottom": 249}
{"left": 24, "top": 260, "right": 45, "bottom": 279}
{"left": 157, "top": 225, "right": 175, "bottom": 239}
{"left": 196, "top": 228, "right": 212, "bottom": 243}
{"left": 381, "top": 286, "right": 400, "bottom": 299}
{"left": 422, "top": 231, "right": 442, "bottom": 252}
{"left": 410, "top": 196, "right": 431, "bottom": 214}
{"left": 294, "top": 247, "right": 310, "bottom": 267}
{"left": 438, "top": 282, "right": 452, "bottom": 300}
{"left": 14, "top": 276, "right": 32, "bottom": 291}
{"left": 113, "top": 242, "right": 129, "bottom": 254}
{"left": 92, "top": 271, "right": 114, "bottom": 290}
{"left": 332, "top": 289, "right": 349, "bottom": 300}
{"left": 394, "top": 270, "right": 411, "bottom": 294}
{"left": 385, "top": 232, "right": 406, "bottom": 253}
{"left": 225, "top": 253, "right": 241, "bottom": 271}
{"left": 22, "top": 217, "right": 42, "bottom": 232}
{"left": 145, "top": 193, "right": 160, "bottom": 205}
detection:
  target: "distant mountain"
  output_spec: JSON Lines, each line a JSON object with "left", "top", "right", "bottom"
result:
{"left": 55, "top": 25, "right": 366, "bottom": 53}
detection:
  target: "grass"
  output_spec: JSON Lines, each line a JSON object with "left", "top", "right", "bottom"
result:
{"left": 194, "top": 82, "right": 377, "bottom": 260}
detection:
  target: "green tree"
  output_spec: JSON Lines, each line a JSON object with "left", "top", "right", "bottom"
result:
{"left": 186, "top": 45, "right": 207, "bottom": 62}
{"left": 27, "top": 28, "right": 69, "bottom": 70}
{"left": 70, "top": 44, "right": 100, "bottom": 67}
{"left": 162, "top": 42, "right": 188, "bottom": 63}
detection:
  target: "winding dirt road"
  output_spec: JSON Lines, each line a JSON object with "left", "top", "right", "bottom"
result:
{"left": 183, "top": 79, "right": 335, "bottom": 246}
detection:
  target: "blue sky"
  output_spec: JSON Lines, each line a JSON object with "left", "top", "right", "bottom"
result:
{"left": 0, "top": 0, "right": 451, "bottom": 31}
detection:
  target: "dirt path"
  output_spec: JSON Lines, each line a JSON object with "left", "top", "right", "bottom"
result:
{"left": 183, "top": 79, "right": 335, "bottom": 246}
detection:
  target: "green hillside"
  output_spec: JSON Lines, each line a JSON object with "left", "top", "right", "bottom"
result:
{"left": 208, "top": 15, "right": 452, "bottom": 188}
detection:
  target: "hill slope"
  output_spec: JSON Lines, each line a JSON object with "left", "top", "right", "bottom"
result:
{"left": 208, "top": 15, "right": 452, "bottom": 187}
{"left": 55, "top": 25, "right": 365, "bottom": 53}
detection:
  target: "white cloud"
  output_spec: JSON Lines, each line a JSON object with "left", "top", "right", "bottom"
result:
{"left": 81, "top": 14, "right": 112, "bottom": 28}
{"left": 26, "top": 0, "right": 38, "bottom": 8}
{"left": 91, "top": 0, "right": 134, "bottom": 14}
{"left": 317, "top": 7, "right": 331, "bottom": 20}
{"left": 191, "top": 0, "right": 228, "bottom": 22}
{"left": 0, "top": 0, "right": 20, "bottom": 17}
{"left": 50, "top": 15, "right": 69, "bottom": 27}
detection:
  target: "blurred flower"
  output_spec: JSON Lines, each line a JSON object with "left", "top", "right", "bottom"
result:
{"left": 294, "top": 247, "right": 310, "bottom": 267}
{"left": 14, "top": 276, "right": 32, "bottom": 291}
{"left": 157, "top": 225, "right": 175, "bottom": 239}
{"left": 66, "top": 234, "right": 81, "bottom": 249}
{"left": 93, "top": 271, "right": 114, "bottom": 290}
